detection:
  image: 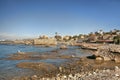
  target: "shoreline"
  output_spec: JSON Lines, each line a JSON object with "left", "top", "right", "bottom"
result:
{"left": 12, "top": 57, "right": 120, "bottom": 80}
{"left": 1, "top": 43, "right": 120, "bottom": 80}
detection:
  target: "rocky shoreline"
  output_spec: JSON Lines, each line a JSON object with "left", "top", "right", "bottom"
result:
{"left": 12, "top": 57, "right": 120, "bottom": 80}
{"left": 80, "top": 43, "right": 120, "bottom": 53}
{"left": 2, "top": 43, "right": 120, "bottom": 80}
{"left": 7, "top": 48, "right": 120, "bottom": 80}
{"left": 77, "top": 43, "right": 120, "bottom": 63}
{"left": 18, "top": 67, "right": 120, "bottom": 80}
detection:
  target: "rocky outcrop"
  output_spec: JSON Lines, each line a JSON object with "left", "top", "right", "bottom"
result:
{"left": 95, "top": 47, "right": 114, "bottom": 61}
{"left": 13, "top": 40, "right": 25, "bottom": 44}
{"left": 0, "top": 40, "right": 14, "bottom": 44}
{"left": 78, "top": 43, "right": 120, "bottom": 62}
{"left": 60, "top": 45, "right": 67, "bottom": 49}
{"left": 109, "top": 44, "right": 120, "bottom": 53}
{"left": 94, "top": 45, "right": 120, "bottom": 63}
{"left": 78, "top": 43, "right": 120, "bottom": 53}
{"left": 80, "top": 43, "right": 101, "bottom": 50}
{"left": 33, "top": 38, "right": 57, "bottom": 45}
{"left": 0, "top": 39, "right": 33, "bottom": 45}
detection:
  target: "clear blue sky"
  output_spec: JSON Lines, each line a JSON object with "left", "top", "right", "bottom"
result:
{"left": 0, "top": 0, "right": 120, "bottom": 39}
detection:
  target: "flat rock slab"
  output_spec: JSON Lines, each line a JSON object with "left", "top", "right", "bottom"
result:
{"left": 17, "top": 62, "right": 57, "bottom": 71}
{"left": 7, "top": 51, "right": 73, "bottom": 60}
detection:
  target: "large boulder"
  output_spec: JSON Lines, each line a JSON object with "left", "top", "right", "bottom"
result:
{"left": 96, "top": 57, "right": 103, "bottom": 61}
{"left": 60, "top": 45, "right": 67, "bottom": 49}
{"left": 114, "top": 54, "right": 120, "bottom": 63}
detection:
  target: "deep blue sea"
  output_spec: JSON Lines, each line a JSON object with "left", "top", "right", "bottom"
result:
{"left": 0, "top": 44, "right": 91, "bottom": 79}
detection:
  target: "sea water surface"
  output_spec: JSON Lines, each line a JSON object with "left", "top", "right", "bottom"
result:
{"left": 0, "top": 44, "right": 91, "bottom": 79}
